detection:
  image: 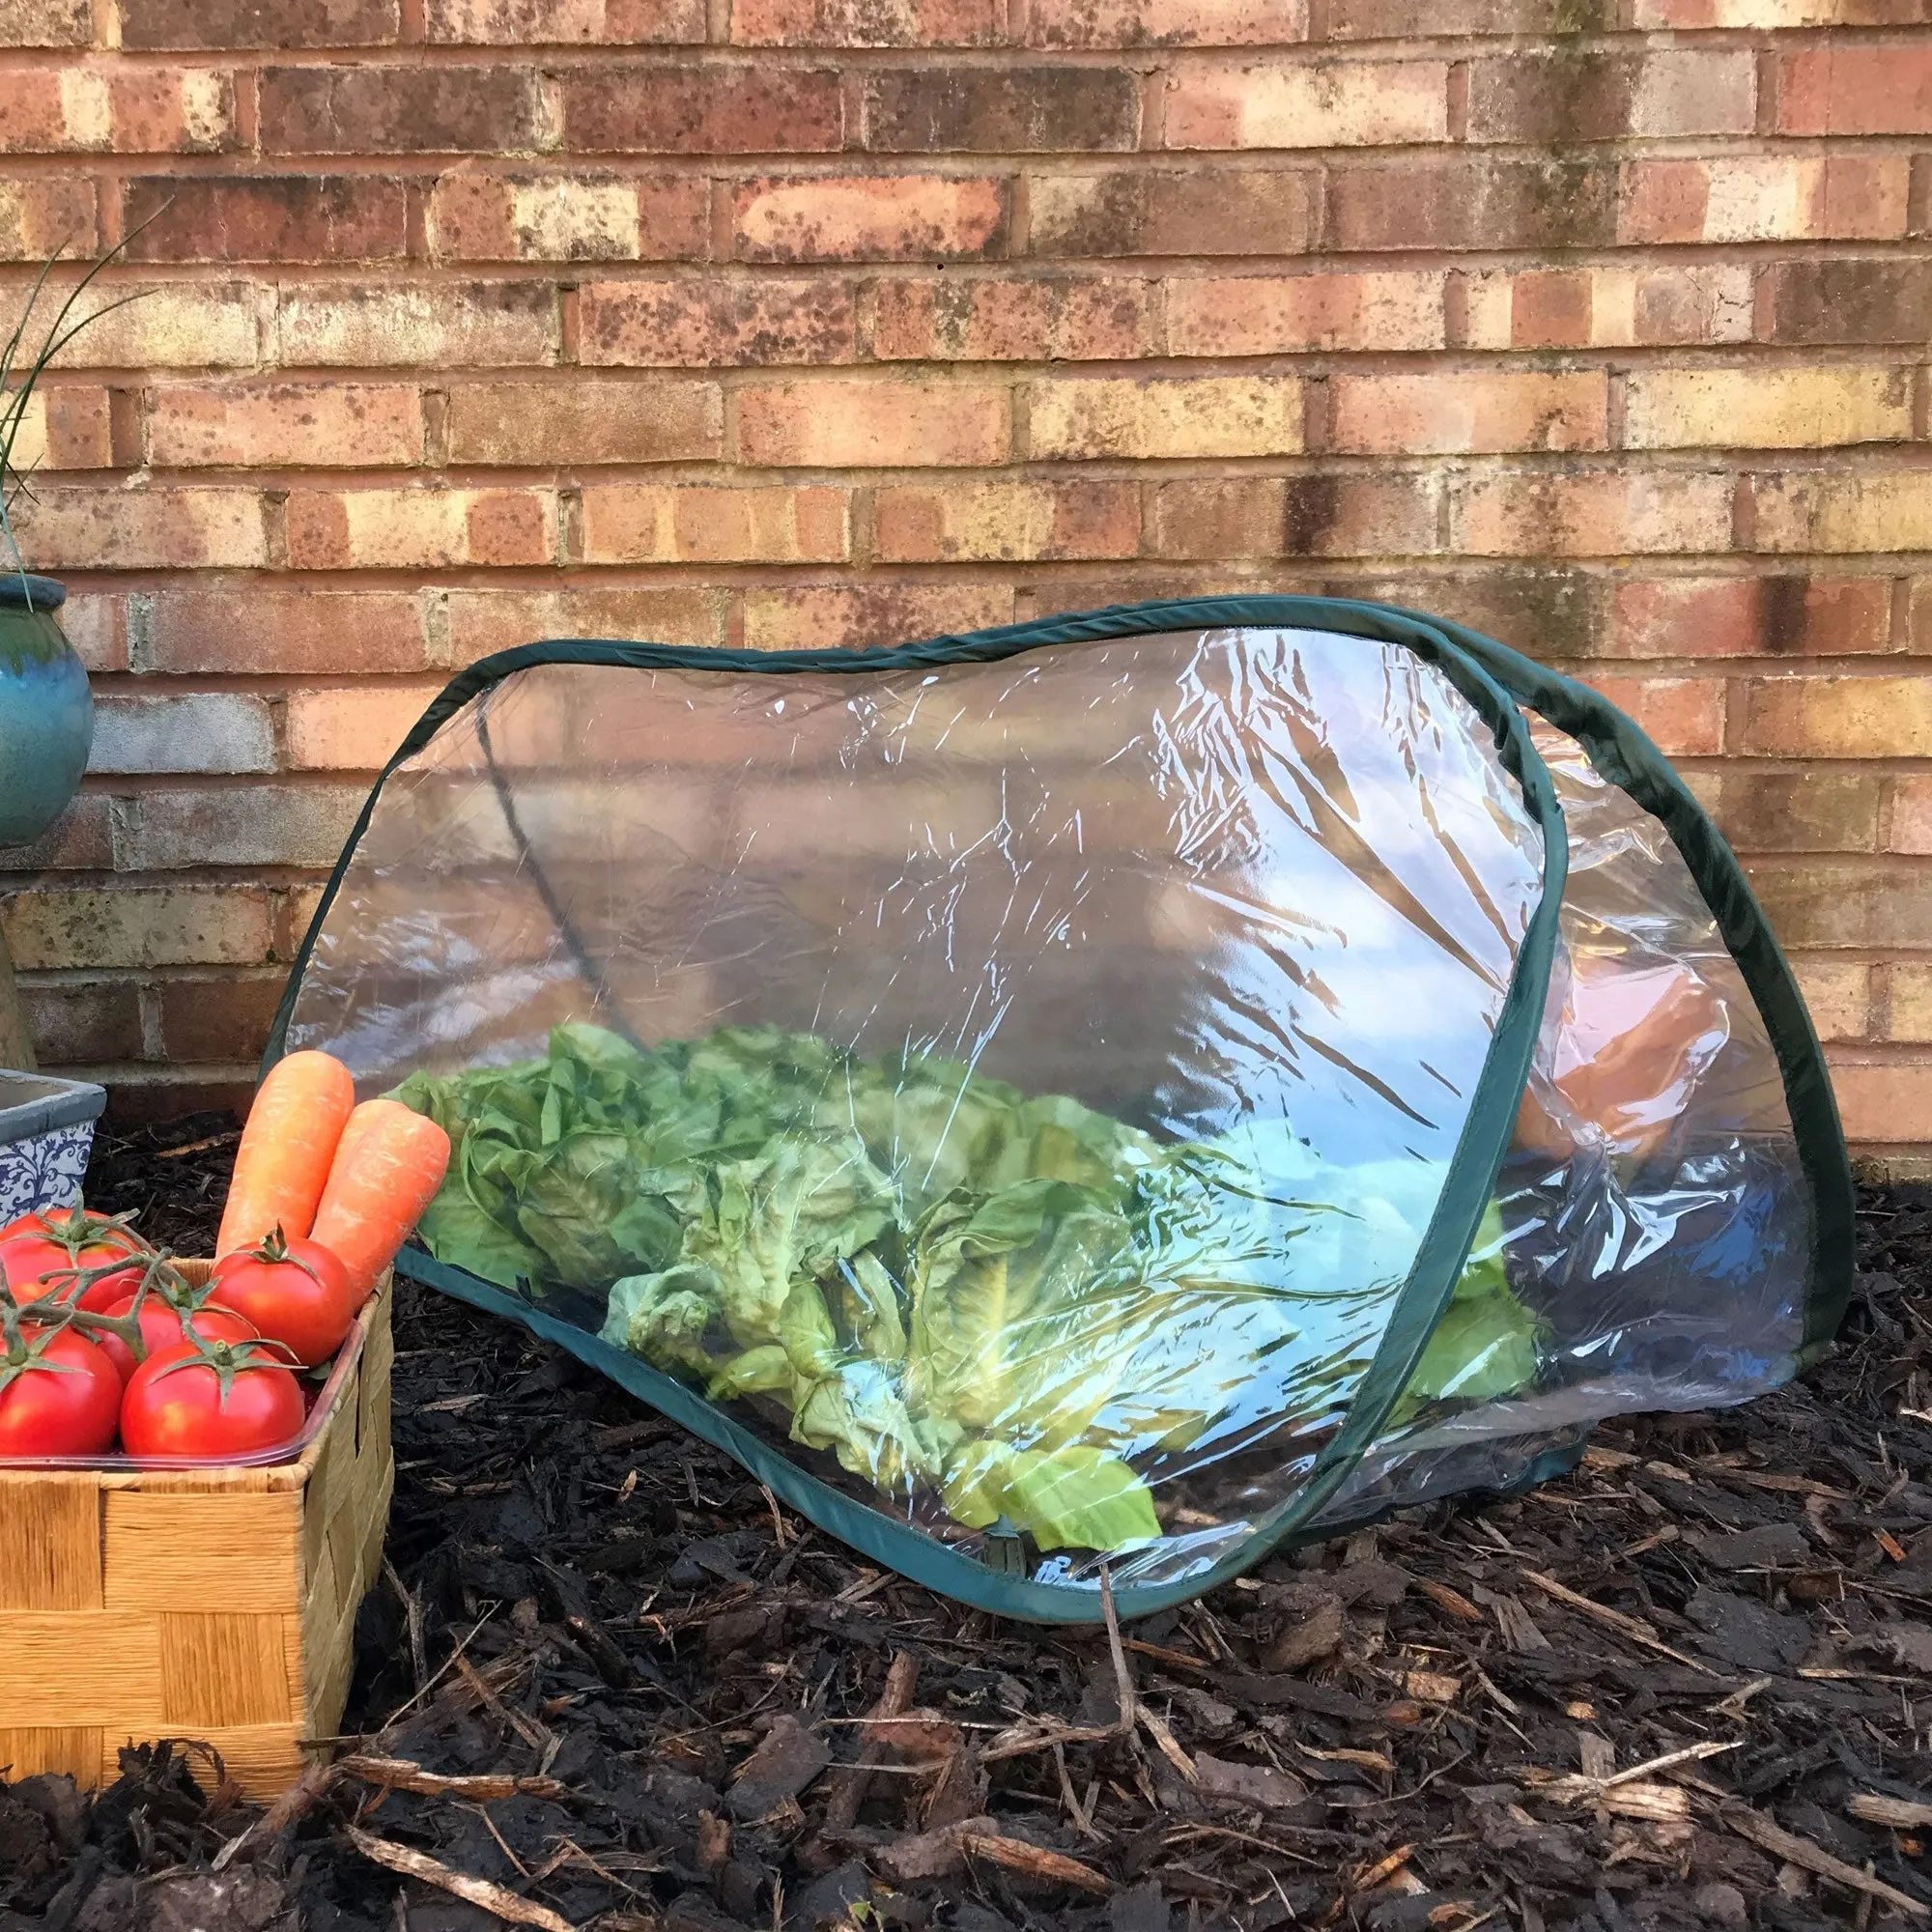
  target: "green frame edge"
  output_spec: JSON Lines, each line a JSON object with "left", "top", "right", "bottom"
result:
{"left": 263, "top": 593, "right": 1852, "bottom": 1623}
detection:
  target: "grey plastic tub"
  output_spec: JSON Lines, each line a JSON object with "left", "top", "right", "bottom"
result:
{"left": 0, "top": 1070, "right": 106, "bottom": 1224}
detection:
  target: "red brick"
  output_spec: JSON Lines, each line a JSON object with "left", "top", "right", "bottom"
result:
{"left": 1889, "top": 778, "right": 1932, "bottom": 855}
{"left": 741, "top": 582, "right": 1013, "bottom": 651}
{"left": 10, "top": 384, "right": 113, "bottom": 469}
{"left": 0, "top": 66, "right": 236, "bottom": 153}
{"left": 119, "top": 785, "right": 368, "bottom": 870}
{"left": 1163, "top": 57, "right": 1446, "bottom": 148}
{"left": 1149, "top": 474, "right": 1439, "bottom": 559}
{"left": 1328, "top": 0, "right": 1619, "bottom": 27}
{"left": 564, "top": 64, "right": 843, "bottom": 152}
{"left": 1330, "top": 371, "right": 1606, "bottom": 456}
{"left": 1641, "top": 0, "right": 1928, "bottom": 20}
{"left": 1468, "top": 51, "right": 1754, "bottom": 143}
{"left": 1027, "top": 373, "right": 1300, "bottom": 459}
{"left": 1025, "top": 167, "right": 1313, "bottom": 257}
{"left": 443, "top": 377, "right": 722, "bottom": 463}
{"left": 1450, "top": 471, "right": 1734, "bottom": 558}
{"left": 427, "top": 171, "right": 709, "bottom": 262}
{"left": 53, "top": 591, "right": 131, "bottom": 672}
{"left": 286, "top": 486, "right": 556, "bottom": 569}
{"left": 48, "top": 283, "right": 260, "bottom": 367}
{"left": 0, "top": 792, "right": 115, "bottom": 867}
{"left": 738, "top": 379, "right": 1009, "bottom": 466}
{"left": 1776, "top": 43, "right": 1932, "bottom": 133}
{"left": 24, "top": 982, "right": 143, "bottom": 1065}
{"left": 1710, "top": 771, "right": 1880, "bottom": 854}
{"left": 579, "top": 483, "right": 850, "bottom": 561}
{"left": 872, "top": 480, "right": 1139, "bottom": 560}
{"left": 147, "top": 382, "right": 422, "bottom": 468}
{"left": 1166, "top": 270, "right": 1444, "bottom": 354}
{"left": 1606, "top": 576, "right": 1893, "bottom": 660}
{"left": 579, "top": 277, "right": 857, "bottom": 365}
{"left": 0, "top": 176, "right": 98, "bottom": 258}
{"left": 869, "top": 273, "right": 1157, "bottom": 360}
{"left": 1761, "top": 260, "right": 1932, "bottom": 345}
{"left": 158, "top": 974, "right": 286, "bottom": 1065}
{"left": 123, "top": 174, "right": 407, "bottom": 263}
{"left": 1579, "top": 674, "right": 1725, "bottom": 756}
{"left": 286, "top": 683, "right": 444, "bottom": 768}
{"left": 149, "top": 586, "right": 432, "bottom": 673}
{"left": 1740, "top": 675, "right": 1932, "bottom": 757}
{"left": 0, "top": 0, "right": 90, "bottom": 43}
{"left": 1328, "top": 159, "right": 1616, "bottom": 252}
{"left": 11, "top": 486, "right": 267, "bottom": 568}
{"left": 1619, "top": 156, "right": 1908, "bottom": 245}
{"left": 1025, "top": 0, "right": 1306, "bottom": 44}
{"left": 2, "top": 886, "right": 273, "bottom": 971}
{"left": 443, "top": 585, "right": 723, "bottom": 663}
{"left": 734, "top": 175, "right": 1007, "bottom": 262}
{"left": 424, "top": 0, "right": 702, "bottom": 39}
{"left": 260, "top": 65, "right": 541, "bottom": 154}
{"left": 1460, "top": 265, "right": 1755, "bottom": 350}
{"left": 276, "top": 282, "right": 557, "bottom": 364}
{"left": 117, "top": 0, "right": 398, "bottom": 44}
{"left": 731, "top": 0, "right": 1000, "bottom": 36}
{"left": 863, "top": 66, "right": 1141, "bottom": 152}
{"left": 1829, "top": 1061, "right": 1932, "bottom": 1149}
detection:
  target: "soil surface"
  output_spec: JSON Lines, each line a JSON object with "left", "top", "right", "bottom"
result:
{"left": 2, "top": 1112, "right": 1928, "bottom": 1932}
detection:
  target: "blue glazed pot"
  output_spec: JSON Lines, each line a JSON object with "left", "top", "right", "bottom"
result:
{"left": 0, "top": 573, "right": 92, "bottom": 848}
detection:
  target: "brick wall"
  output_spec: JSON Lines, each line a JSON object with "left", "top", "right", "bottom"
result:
{"left": 0, "top": 0, "right": 1927, "bottom": 1157}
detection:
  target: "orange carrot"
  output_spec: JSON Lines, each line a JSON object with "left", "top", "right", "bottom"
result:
{"left": 311, "top": 1099, "right": 452, "bottom": 1301}
{"left": 216, "top": 1051, "right": 357, "bottom": 1258}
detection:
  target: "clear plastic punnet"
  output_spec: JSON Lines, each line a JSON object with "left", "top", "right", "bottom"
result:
{"left": 272, "top": 598, "right": 1853, "bottom": 1622}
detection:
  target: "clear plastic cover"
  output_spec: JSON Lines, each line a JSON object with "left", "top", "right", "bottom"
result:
{"left": 282, "top": 623, "right": 1813, "bottom": 1598}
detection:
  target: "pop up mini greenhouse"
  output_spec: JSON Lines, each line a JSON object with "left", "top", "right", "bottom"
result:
{"left": 268, "top": 597, "right": 1853, "bottom": 1623}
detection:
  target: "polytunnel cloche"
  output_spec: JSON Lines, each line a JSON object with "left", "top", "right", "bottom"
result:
{"left": 269, "top": 596, "right": 1853, "bottom": 1623}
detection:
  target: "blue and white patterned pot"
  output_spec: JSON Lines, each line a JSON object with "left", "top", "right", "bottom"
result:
{"left": 0, "top": 1072, "right": 106, "bottom": 1221}
{"left": 0, "top": 572, "right": 93, "bottom": 848}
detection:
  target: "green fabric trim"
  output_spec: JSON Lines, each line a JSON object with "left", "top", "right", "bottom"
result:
{"left": 263, "top": 591, "right": 1845, "bottom": 1619}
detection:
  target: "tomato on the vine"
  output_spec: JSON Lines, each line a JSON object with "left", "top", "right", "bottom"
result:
{"left": 211, "top": 1230, "right": 355, "bottom": 1368}
{"left": 0, "top": 1325, "right": 122, "bottom": 1457}
{"left": 92, "top": 1294, "right": 257, "bottom": 1388}
{"left": 120, "top": 1338, "right": 305, "bottom": 1461}
{"left": 0, "top": 1207, "right": 149, "bottom": 1314}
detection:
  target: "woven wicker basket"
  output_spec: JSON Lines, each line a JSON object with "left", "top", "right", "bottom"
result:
{"left": 0, "top": 1263, "right": 393, "bottom": 1799}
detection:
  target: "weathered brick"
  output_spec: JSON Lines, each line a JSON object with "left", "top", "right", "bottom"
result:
{"left": 863, "top": 66, "right": 1141, "bottom": 152}
{"left": 1578, "top": 674, "right": 1725, "bottom": 756}
{"left": 118, "top": 0, "right": 398, "bottom": 45}
{"left": 1329, "top": 159, "right": 1616, "bottom": 252}
{"left": 1639, "top": 0, "right": 1926, "bottom": 20}
{"left": 1025, "top": 0, "right": 1306, "bottom": 44}
{"left": 0, "top": 0, "right": 90, "bottom": 44}
{"left": 1889, "top": 777, "right": 1932, "bottom": 854}
{"left": 1742, "top": 675, "right": 1932, "bottom": 757}
{"left": 1329, "top": 0, "right": 1629, "bottom": 29}
{"left": 11, "top": 486, "right": 267, "bottom": 568}
{"left": 287, "top": 684, "right": 444, "bottom": 768}
{"left": 1620, "top": 156, "right": 1909, "bottom": 245}
{"left": 1462, "top": 265, "right": 1755, "bottom": 349}
{"left": 1626, "top": 367, "right": 1913, "bottom": 451}
{"left": 1751, "top": 473, "right": 1932, "bottom": 554}
{"left": 1166, "top": 270, "right": 1444, "bottom": 353}
{"left": 1776, "top": 43, "right": 1932, "bottom": 133}
{"left": 0, "top": 66, "right": 235, "bottom": 153}
{"left": 148, "top": 382, "right": 423, "bottom": 468}
{"left": 870, "top": 273, "right": 1158, "bottom": 360}
{"left": 427, "top": 170, "right": 709, "bottom": 262}
{"left": 1450, "top": 471, "right": 1734, "bottom": 558}
{"left": 1027, "top": 374, "right": 1301, "bottom": 460}
{"left": 46, "top": 283, "right": 259, "bottom": 368}
{"left": 0, "top": 793, "right": 115, "bottom": 868}
{"left": 1468, "top": 51, "right": 1754, "bottom": 143}
{"left": 425, "top": 0, "right": 702, "bottom": 40}
{"left": 260, "top": 65, "right": 540, "bottom": 153}
{"left": 1607, "top": 576, "right": 1893, "bottom": 659}
{"left": 1026, "top": 167, "right": 1312, "bottom": 257}
{"left": 151, "top": 586, "right": 431, "bottom": 673}
{"left": 443, "top": 585, "right": 723, "bottom": 662}
{"left": 1788, "top": 957, "right": 1871, "bottom": 1043}
{"left": 123, "top": 173, "right": 407, "bottom": 262}
{"left": 734, "top": 175, "right": 1007, "bottom": 262}
{"left": 579, "top": 278, "right": 856, "bottom": 365}
{"left": 1709, "top": 770, "right": 1881, "bottom": 852}
{"left": 1760, "top": 261, "right": 1932, "bottom": 346}
{"left": 742, "top": 582, "right": 1013, "bottom": 650}
{"left": 444, "top": 377, "right": 721, "bottom": 463}
{"left": 730, "top": 0, "right": 1002, "bottom": 40}
{"left": 117, "top": 786, "right": 368, "bottom": 870}
{"left": 287, "top": 487, "right": 557, "bottom": 569}
{"left": 90, "top": 694, "right": 277, "bottom": 775}
{"left": 0, "top": 176, "right": 97, "bottom": 257}
{"left": 579, "top": 483, "right": 850, "bottom": 561}
{"left": 275, "top": 282, "right": 556, "bottom": 365}
{"left": 738, "top": 380, "right": 1009, "bottom": 466}
{"left": 1823, "top": 1062, "right": 1932, "bottom": 1145}
{"left": 5, "top": 386, "right": 113, "bottom": 470}
{"left": 872, "top": 480, "right": 1139, "bottom": 560}
{"left": 1163, "top": 57, "right": 1446, "bottom": 148}
{"left": 1329, "top": 371, "right": 1605, "bottom": 455}
{"left": 157, "top": 974, "right": 286, "bottom": 1065}
{"left": 23, "top": 982, "right": 144, "bottom": 1066}
{"left": 1150, "top": 475, "right": 1440, "bottom": 558}
{"left": 564, "top": 65, "right": 843, "bottom": 152}
{"left": 1341, "top": 570, "right": 1604, "bottom": 658}
{"left": 53, "top": 591, "right": 131, "bottom": 671}
{"left": 2, "top": 886, "right": 273, "bottom": 970}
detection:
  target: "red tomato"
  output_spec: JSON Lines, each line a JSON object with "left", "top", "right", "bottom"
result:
{"left": 120, "top": 1341, "right": 306, "bottom": 1462}
{"left": 93, "top": 1295, "right": 258, "bottom": 1389}
{"left": 211, "top": 1236, "right": 355, "bottom": 1369}
{"left": 0, "top": 1327, "right": 122, "bottom": 1457}
{"left": 0, "top": 1226, "right": 147, "bottom": 1314}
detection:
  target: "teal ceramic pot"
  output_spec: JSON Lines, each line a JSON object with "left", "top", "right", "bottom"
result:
{"left": 0, "top": 573, "right": 92, "bottom": 848}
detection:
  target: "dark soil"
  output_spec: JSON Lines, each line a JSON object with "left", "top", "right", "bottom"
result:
{"left": 3, "top": 1112, "right": 1929, "bottom": 1932}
